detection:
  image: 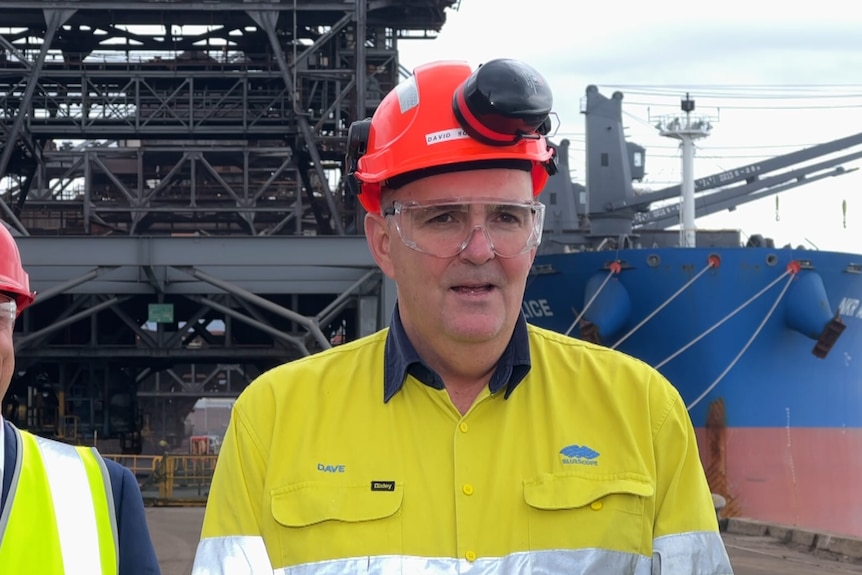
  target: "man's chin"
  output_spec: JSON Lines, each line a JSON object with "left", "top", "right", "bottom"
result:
{"left": 444, "top": 317, "right": 506, "bottom": 344}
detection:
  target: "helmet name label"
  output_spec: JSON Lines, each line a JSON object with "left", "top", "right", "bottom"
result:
{"left": 426, "top": 128, "right": 469, "bottom": 146}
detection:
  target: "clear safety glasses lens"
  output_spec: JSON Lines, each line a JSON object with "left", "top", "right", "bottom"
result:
{"left": 384, "top": 198, "right": 545, "bottom": 258}
{"left": 0, "top": 299, "right": 17, "bottom": 326}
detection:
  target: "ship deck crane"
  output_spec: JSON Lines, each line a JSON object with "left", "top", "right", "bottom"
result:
{"left": 630, "top": 133, "right": 862, "bottom": 230}
{"left": 539, "top": 86, "right": 861, "bottom": 250}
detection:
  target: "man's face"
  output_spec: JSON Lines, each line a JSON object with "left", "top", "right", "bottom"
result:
{"left": 365, "top": 168, "right": 537, "bottom": 348}
{"left": 0, "top": 294, "right": 16, "bottom": 401}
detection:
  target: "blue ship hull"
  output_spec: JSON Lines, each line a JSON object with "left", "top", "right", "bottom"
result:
{"left": 524, "top": 246, "right": 862, "bottom": 534}
{"left": 525, "top": 247, "right": 862, "bottom": 426}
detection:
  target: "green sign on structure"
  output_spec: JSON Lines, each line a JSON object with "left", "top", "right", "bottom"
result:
{"left": 148, "top": 303, "right": 174, "bottom": 323}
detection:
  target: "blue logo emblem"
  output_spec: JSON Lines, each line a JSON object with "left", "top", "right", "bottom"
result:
{"left": 560, "top": 444, "right": 600, "bottom": 466}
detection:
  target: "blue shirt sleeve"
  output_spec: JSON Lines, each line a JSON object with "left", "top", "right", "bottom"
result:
{"left": 105, "top": 458, "right": 162, "bottom": 575}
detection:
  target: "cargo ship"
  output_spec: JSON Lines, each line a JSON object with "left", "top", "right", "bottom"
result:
{"left": 525, "top": 85, "right": 862, "bottom": 537}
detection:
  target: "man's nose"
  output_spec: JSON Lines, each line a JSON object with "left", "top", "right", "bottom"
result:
{"left": 458, "top": 225, "right": 496, "bottom": 261}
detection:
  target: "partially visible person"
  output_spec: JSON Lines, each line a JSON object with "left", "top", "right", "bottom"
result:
{"left": 193, "top": 58, "right": 733, "bottom": 574}
{"left": 0, "top": 223, "right": 161, "bottom": 574}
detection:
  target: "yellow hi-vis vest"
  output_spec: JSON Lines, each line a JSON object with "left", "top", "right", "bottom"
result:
{"left": 0, "top": 427, "right": 119, "bottom": 574}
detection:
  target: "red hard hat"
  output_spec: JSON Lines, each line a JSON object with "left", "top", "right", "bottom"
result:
{"left": 349, "top": 59, "right": 557, "bottom": 213}
{"left": 0, "top": 224, "right": 35, "bottom": 314}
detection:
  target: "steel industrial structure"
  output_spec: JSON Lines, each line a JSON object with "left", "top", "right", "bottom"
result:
{"left": 1, "top": 0, "right": 458, "bottom": 452}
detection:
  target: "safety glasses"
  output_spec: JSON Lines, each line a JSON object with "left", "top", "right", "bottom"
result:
{"left": 383, "top": 198, "right": 545, "bottom": 258}
{"left": 0, "top": 298, "right": 17, "bottom": 327}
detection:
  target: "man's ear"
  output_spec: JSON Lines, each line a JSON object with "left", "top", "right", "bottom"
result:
{"left": 364, "top": 212, "right": 396, "bottom": 279}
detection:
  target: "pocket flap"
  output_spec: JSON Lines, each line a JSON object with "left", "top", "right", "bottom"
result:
{"left": 271, "top": 481, "right": 403, "bottom": 527}
{"left": 524, "top": 472, "right": 654, "bottom": 510}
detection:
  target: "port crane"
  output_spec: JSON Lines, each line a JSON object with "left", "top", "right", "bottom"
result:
{"left": 540, "top": 86, "right": 859, "bottom": 250}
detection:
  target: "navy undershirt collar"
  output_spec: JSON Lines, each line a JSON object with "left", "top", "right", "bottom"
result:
{"left": 383, "top": 304, "right": 532, "bottom": 403}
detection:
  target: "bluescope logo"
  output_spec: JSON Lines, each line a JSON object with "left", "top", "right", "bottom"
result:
{"left": 560, "top": 444, "right": 600, "bottom": 466}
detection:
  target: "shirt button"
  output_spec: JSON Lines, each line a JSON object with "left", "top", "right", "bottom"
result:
{"left": 462, "top": 483, "right": 474, "bottom": 496}
{"left": 465, "top": 550, "right": 477, "bottom": 562}
{"left": 459, "top": 422, "right": 469, "bottom": 433}
{"left": 590, "top": 501, "right": 603, "bottom": 511}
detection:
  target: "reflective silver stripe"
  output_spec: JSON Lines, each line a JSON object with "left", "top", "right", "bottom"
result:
{"left": 35, "top": 436, "right": 103, "bottom": 575}
{"left": 653, "top": 530, "right": 734, "bottom": 575}
{"left": 395, "top": 75, "right": 418, "bottom": 113}
{"left": 192, "top": 533, "right": 731, "bottom": 574}
{"left": 92, "top": 446, "right": 120, "bottom": 569}
{"left": 273, "top": 549, "right": 652, "bottom": 574}
{"left": 192, "top": 536, "right": 274, "bottom": 575}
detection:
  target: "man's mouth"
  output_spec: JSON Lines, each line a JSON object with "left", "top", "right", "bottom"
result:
{"left": 452, "top": 284, "right": 494, "bottom": 294}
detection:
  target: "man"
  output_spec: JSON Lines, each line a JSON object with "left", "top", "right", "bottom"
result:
{"left": 0, "top": 224, "right": 161, "bottom": 574}
{"left": 193, "top": 59, "right": 733, "bottom": 574}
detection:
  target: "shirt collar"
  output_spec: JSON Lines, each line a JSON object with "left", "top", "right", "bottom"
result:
{"left": 383, "top": 304, "right": 531, "bottom": 403}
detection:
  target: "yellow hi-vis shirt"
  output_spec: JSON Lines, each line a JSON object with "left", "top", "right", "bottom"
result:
{"left": 0, "top": 427, "right": 119, "bottom": 575}
{"left": 193, "top": 325, "right": 733, "bottom": 575}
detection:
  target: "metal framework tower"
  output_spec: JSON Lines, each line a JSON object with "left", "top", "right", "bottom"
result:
{"left": 1, "top": 0, "right": 458, "bottom": 452}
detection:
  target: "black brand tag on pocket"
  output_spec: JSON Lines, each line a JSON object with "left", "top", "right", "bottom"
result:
{"left": 371, "top": 481, "right": 395, "bottom": 491}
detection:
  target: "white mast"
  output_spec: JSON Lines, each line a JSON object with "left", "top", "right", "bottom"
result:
{"left": 656, "top": 94, "right": 713, "bottom": 248}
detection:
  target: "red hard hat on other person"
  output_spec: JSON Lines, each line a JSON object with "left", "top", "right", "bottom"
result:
{"left": 347, "top": 59, "right": 558, "bottom": 214}
{"left": 0, "top": 224, "right": 35, "bottom": 315}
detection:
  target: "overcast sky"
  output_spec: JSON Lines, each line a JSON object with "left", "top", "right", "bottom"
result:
{"left": 398, "top": 0, "right": 862, "bottom": 252}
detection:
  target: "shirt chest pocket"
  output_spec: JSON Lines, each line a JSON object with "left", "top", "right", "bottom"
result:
{"left": 270, "top": 481, "right": 404, "bottom": 568}
{"left": 523, "top": 473, "right": 654, "bottom": 554}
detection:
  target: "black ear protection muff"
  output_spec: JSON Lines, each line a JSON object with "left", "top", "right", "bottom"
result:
{"left": 345, "top": 118, "right": 372, "bottom": 199}
{"left": 452, "top": 58, "right": 553, "bottom": 146}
